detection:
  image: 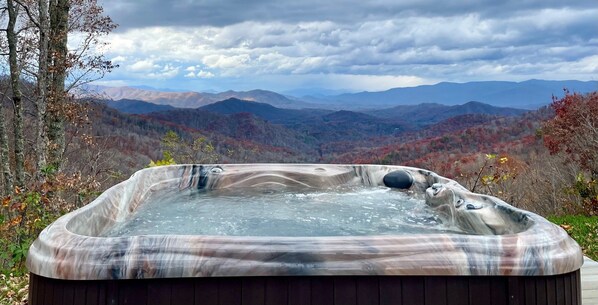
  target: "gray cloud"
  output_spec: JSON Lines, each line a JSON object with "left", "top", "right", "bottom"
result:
{"left": 100, "top": 0, "right": 598, "bottom": 29}
{"left": 95, "top": 0, "right": 598, "bottom": 92}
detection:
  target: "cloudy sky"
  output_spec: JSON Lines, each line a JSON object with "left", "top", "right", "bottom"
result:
{"left": 94, "top": 0, "right": 598, "bottom": 94}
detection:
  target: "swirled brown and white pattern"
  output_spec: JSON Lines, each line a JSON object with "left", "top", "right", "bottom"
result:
{"left": 26, "top": 164, "right": 583, "bottom": 280}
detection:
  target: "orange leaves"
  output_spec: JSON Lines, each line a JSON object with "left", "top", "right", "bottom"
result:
{"left": 1, "top": 197, "right": 10, "bottom": 208}
{"left": 9, "top": 216, "right": 22, "bottom": 227}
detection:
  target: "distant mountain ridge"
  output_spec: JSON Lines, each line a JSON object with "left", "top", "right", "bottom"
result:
{"left": 145, "top": 102, "right": 412, "bottom": 146}
{"left": 104, "top": 99, "right": 176, "bottom": 114}
{"left": 197, "top": 98, "right": 526, "bottom": 127}
{"left": 199, "top": 98, "right": 332, "bottom": 124}
{"left": 314, "top": 80, "right": 597, "bottom": 109}
{"left": 103, "top": 97, "right": 528, "bottom": 129}
{"left": 94, "top": 86, "right": 315, "bottom": 109}
{"left": 365, "top": 101, "right": 527, "bottom": 126}
{"left": 92, "top": 79, "right": 597, "bottom": 111}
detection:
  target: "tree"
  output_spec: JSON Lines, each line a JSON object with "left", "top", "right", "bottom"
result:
{"left": 0, "top": 91, "right": 11, "bottom": 195}
{"left": 150, "top": 131, "right": 220, "bottom": 166}
{"left": 46, "top": 0, "right": 69, "bottom": 168}
{"left": 9, "top": 0, "right": 116, "bottom": 174}
{"left": 35, "top": 0, "right": 50, "bottom": 176}
{"left": 6, "top": 0, "right": 25, "bottom": 187}
{"left": 0, "top": 0, "right": 116, "bottom": 220}
{"left": 544, "top": 92, "right": 598, "bottom": 177}
{"left": 44, "top": 0, "right": 116, "bottom": 170}
{"left": 544, "top": 91, "right": 598, "bottom": 214}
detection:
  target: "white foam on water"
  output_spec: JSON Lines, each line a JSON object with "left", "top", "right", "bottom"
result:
{"left": 103, "top": 185, "right": 463, "bottom": 237}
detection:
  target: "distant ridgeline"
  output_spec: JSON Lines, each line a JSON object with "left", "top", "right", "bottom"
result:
{"left": 93, "top": 79, "right": 598, "bottom": 110}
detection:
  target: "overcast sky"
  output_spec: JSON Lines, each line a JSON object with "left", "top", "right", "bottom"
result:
{"left": 94, "top": 0, "right": 598, "bottom": 94}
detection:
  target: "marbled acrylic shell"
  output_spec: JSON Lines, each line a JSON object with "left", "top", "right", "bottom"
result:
{"left": 26, "top": 164, "right": 583, "bottom": 280}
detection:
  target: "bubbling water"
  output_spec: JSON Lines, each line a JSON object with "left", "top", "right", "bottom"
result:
{"left": 103, "top": 185, "right": 463, "bottom": 237}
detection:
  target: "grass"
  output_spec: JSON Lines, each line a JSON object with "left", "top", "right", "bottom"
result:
{"left": 0, "top": 273, "right": 28, "bottom": 305}
{"left": 548, "top": 215, "right": 598, "bottom": 261}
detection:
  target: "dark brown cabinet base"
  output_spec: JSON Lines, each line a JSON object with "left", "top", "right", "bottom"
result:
{"left": 29, "top": 270, "right": 581, "bottom": 305}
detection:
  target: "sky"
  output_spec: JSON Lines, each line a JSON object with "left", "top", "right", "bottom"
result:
{"left": 93, "top": 0, "right": 598, "bottom": 94}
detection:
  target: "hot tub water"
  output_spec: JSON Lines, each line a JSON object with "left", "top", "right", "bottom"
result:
{"left": 104, "top": 185, "right": 462, "bottom": 237}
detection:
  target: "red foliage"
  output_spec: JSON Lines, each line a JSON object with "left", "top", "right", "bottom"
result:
{"left": 543, "top": 91, "right": 598, "bottom": 175}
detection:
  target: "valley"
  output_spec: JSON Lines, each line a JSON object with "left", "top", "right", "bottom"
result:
{"left": 94, "top": 88, "right": 545, "bottom": 174}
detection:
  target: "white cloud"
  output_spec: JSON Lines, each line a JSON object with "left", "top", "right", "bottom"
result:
{"left": 128, "top": 59, "right": 159, "bottom": 72}
{"left": 111, "top": 56, "right": 127, "bottom": 63}
{"left": 105, "top": 35, "right": 137, "bottom": 54}
{"left": 202, "top": 54, "right": 251, "bottom": 69}
{"left": 146, "top": 64, "right": 180, "bottom": 79}
{"left": 119, "top": 59, "right": 182, "bottom": 79}
{"left": 184, "top": 69, "right": 215, "bottom": 79}
{"left": 576, "top": 55, "right": 598, "bottom": 74}
{"left": 197, "top": 70, "right": 215, "bottom": 78}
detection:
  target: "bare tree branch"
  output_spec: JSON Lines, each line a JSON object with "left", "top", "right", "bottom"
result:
{"left": 13, "top": 0, "right": 41, "bottom": 29}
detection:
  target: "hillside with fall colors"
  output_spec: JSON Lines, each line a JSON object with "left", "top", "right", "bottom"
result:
{"left": 93, "top": 97, "right": 542, "bottom": 173}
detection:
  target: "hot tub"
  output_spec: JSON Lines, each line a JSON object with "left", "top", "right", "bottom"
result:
{"left": 27, "top": 164, "right": 583, "bottom": 305}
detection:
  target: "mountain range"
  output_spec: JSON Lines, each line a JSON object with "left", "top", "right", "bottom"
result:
{"left": 305, "top": 80, "right": 597, "bottom": 109}
{"left": 101, "top": 97, "right": 529, "bottom": 153}
{"left": 200, "top": 98, "right": 528, "bottom": 127}
{"left": 106, "top": 97, "right": 527, "bottom": 126}
{"left": 364, "top": 101, "right": 526, "bottom": 127}
{"left": 104, "top": 99, "right": 176, "bottom": 114}
{"left": 198, "top": 98, "right": 332, "bottom": 124}
{"left": 92, "top": 79, "right": 597, "bottom": 110}
{"left": 94, "top": 86, "right": 312, "bottom": 109}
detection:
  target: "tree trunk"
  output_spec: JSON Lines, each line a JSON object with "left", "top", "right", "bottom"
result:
{"left": 7, "top": 0, "right": 25, "bottom": 187}
{"left": 36, "top": 0, "right": 50, "bottom": 177}
{"left": 0, "top": 101, "right": 12, "bottom": 195}
{"left": 47, "top": 0, "right": 69, "bottom": 169}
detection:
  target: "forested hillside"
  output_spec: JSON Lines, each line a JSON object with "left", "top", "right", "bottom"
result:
{"left": 89, "top": 103, "right": 316, "bottom": 169}
{"left": 96, "top": 97, "right": 545, "bottom": 174}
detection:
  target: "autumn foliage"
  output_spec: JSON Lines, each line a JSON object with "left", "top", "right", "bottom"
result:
{"left": 544, "top": 91, "right": 598, "bottom": 176}
{"left": 543, "top": 92, "right": 598, "bottom": 214}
